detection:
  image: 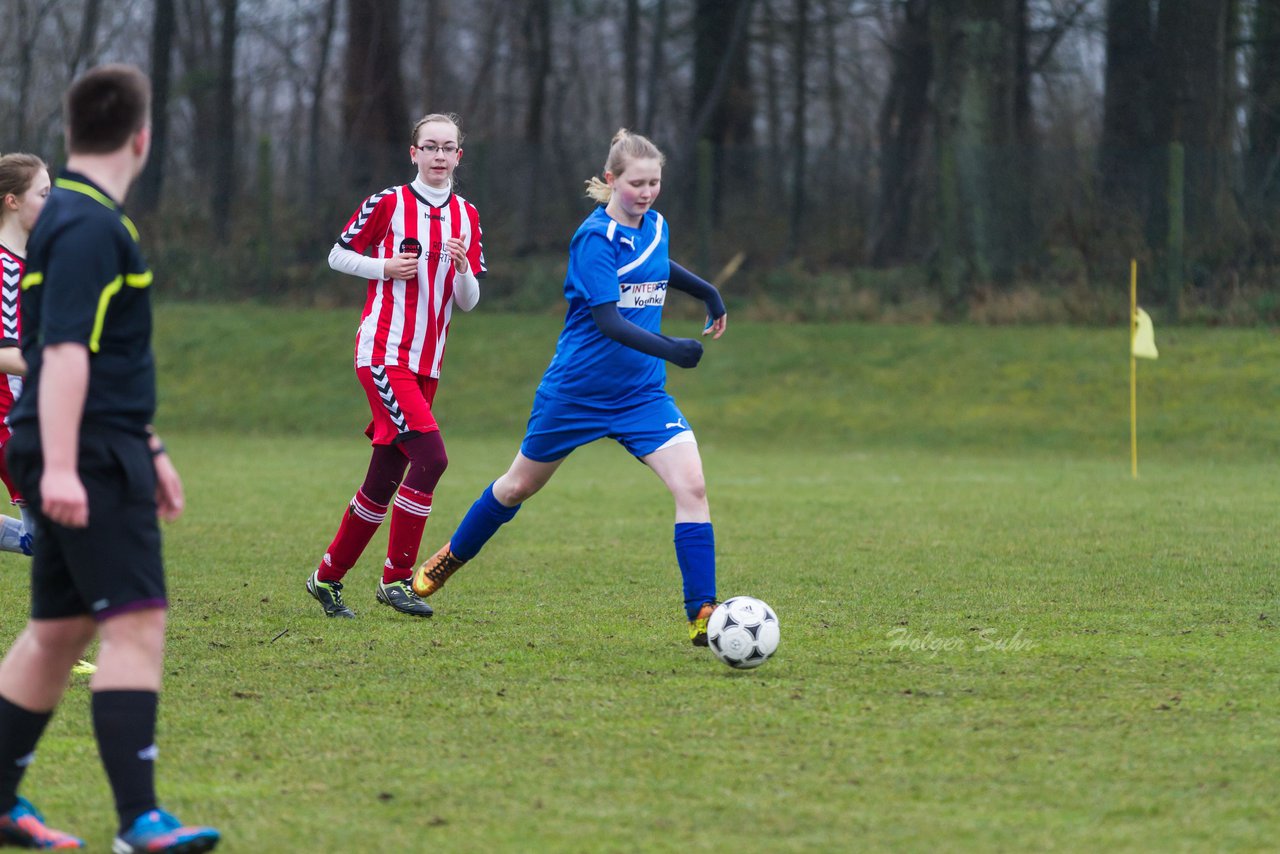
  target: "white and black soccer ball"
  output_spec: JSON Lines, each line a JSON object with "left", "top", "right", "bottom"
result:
{"left": 707, "top": 596, "right": 779, "bottom": 669}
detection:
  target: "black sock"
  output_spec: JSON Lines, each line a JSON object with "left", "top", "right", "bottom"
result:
{"left": 91, "top": 690, "right": 159, "bottom": 831}
{"left": 0, "top": 694, "right": 53, "bottom": 814}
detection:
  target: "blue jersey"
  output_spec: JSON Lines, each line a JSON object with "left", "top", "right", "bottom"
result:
{"left": 537, "top": 207, "right": 670, "bottom": 406}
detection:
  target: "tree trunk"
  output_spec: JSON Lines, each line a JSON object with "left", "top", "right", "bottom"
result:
{"left": 1247, "top": 0, "right": 1280, "bottom": 207}
{"left": 642, "top": 0, "right": 668, "bottom": 133}
{"left": 518, "top": 0, "right": 552, "bottom": 254}
{"left": 933, "top": 0, "right": 1031, "bottom": 286}
{"left": 307, "top": 0, "right": 340, "bottom": 204}
{"left": 67, "top": 0, "right": 102, "bottom": 78}
{"left": 12, "top": 1, "right": 56, "bottom": 150}
{"left": 344, "top": 0, "right": 409, "bottom": 191}
{"left": 624, "top": 0, "right": 640, "bottom": 128}
{"left": 931, "top": 0, "right": 965, "bottom": 309}
{"left": 691, "top": 0, "right": 756, "bottom": 224}
{"left": 419, "top": 0, "right": 444, "bottom": 112}
{"left": 1099, "top": 0, "right": 1154, "bottom": 214}
{"left": 136, "top": 0, "right": 176, "bottom": 215}
{"left": 785, "top": 0, "right": 808, "bottom": 259}
{"left": 1151, "top": 0, "right": 1241, "bottom": 249}
{"left": 175, "top": 0, "right": 219, "bottom": 204}
{"left": 869, "top": 0, "right": 932, "bottom": 266}
{"left": 211, "top": 0, "right": 237, "bottom": 241}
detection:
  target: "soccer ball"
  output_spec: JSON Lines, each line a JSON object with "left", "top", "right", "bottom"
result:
{"left": 707, "top": 596, "right": 779, "bottom": 669}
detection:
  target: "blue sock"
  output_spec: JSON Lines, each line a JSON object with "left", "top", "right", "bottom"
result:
{"left": 674, "top": 522, "right": 716, "bottom": 620}
{"left": 451, "top": 483, "right": 521, "bottom": 561}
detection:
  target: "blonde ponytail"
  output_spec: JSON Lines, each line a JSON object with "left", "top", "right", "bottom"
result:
{"left": 583, "top": 128, "right": 666, "bottom": 204}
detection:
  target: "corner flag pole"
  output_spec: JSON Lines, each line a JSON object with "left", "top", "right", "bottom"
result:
{"left": 1129, "top": 259, "right": 1138, "bottom": 479}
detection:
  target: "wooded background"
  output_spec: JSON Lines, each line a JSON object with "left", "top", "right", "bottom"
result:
{"left": 2, "top": 0, "right": 1277, "bottom": 323}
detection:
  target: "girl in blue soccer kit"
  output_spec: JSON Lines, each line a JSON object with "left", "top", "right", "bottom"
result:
{"left": 411, "top": 128, "right": 728, "bottom": 645}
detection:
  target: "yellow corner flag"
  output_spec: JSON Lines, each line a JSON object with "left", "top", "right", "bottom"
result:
{"left": 1132, "top": 307, "right": 1158, "bottom": 359}
{"left": 1129, "top": 259, "right": 1157, "bottom": 478}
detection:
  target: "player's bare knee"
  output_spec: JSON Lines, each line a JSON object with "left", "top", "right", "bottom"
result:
{"left": 502, "top": 479, "right": 534, "bottom": 504}
{"left": 680, "top": 476, "right": 707, "bottom": 505}
{"left": 26, "top": 619, "right": 95, "bottom": 660}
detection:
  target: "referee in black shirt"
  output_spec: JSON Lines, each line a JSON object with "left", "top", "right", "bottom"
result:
{"left": 0, "top": 65, "right": 219, "bottom": 853}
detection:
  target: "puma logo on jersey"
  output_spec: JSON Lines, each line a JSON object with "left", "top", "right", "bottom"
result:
{"left": 618, "top": 235, "right": 635, "bottom": 250}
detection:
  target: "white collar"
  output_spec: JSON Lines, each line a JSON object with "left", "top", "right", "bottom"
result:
{"left": 412, "top": 177, "right": 452, "bottom": 207}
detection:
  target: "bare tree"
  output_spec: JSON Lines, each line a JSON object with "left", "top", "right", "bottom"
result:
{"left": 870, "top": 0, "right": 932, "bottom": 266}
{"left": 136, "top": 0, "right": 177, "bottom": 215}
{"left": 65, "top": 0, "right": 103, "bottom": 78}
{"left": 344, "top": 0, "right": 409, "bottom": 190}
{"left": 1247, "top": 0, "right": 1280, "bottom": 209}
{"left": 307, "top": 0, "right": 341, "bottom": 203}
{"left": 642, "top": 0, "right": 669, "bottom": 134}
{"left": 418, "top": 0, "right": 445, "bottom": 112}
{"left": 1150, "top": 0, "right": 1242, "bottom": 245}
{"left": 691, "top": 0, "right": 756, "bottom": 222}
{"left": 462, "top": 2, "right": 509, "bottom": 126}
{"left": 786, "top": 0, "right": 808, "bottom": 259}
{"left": 11, "top": 0, "right": 59, "bottom": 151}
{"left": 211, "top": 0, "right": 237, "bottom": 240}
{"left": 1099, "top": 0, "right": 1154, "bottom": 214}
{"left": 624, "top": 0, "right": 640, "bottom": 128}
{"left": 517, "top": 0, "right": 552, "bottom": 254}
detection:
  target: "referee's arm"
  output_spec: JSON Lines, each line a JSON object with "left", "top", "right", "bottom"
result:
{"left": 38, "top": 342, "right": 90, "bottom": 528}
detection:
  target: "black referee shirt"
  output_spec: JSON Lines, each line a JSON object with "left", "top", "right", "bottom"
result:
{"left": 11, "top": 170, "right": 156, "bottom": 436}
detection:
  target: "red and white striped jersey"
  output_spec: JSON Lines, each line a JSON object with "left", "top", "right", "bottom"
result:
{"left": 0, "top": 244, "right": 24, "bottom": 422}
{"left": 338, "top": 184, "right": 486, "bottom": 378}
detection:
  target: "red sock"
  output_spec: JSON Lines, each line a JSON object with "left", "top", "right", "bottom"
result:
{"left": 383, "top": 486, "right": 432, "bottom": 583}
{"left": 317, "top": 490, "right": 388, "bottom": 583}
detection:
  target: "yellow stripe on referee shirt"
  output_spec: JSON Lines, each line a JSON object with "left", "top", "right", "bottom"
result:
{"left": 89, "top": 275, "right": 125, "bottom": 353}
{"left": 55, "top": 177, "right": 140, "bottom": 242}
{"left": 88, "top": 270, "right": 152, "bottom": 352}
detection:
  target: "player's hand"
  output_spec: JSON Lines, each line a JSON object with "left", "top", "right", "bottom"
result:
{"left": 445, "top": 237, "right": 469, "bottom": 273}
{"left": 383, "top": 251, "right": 419, "bottom": 280}
{"left": 671, "top": 337, "right": 704, "bottom": 369}
{"left": 153, "top": 452, "right": 185, "bottom": 522}
{"left": 703, "top": 312, "right": 727, "bottom": 339}
{"left": 40, "top": 468, "right": 88, "bottom": 528}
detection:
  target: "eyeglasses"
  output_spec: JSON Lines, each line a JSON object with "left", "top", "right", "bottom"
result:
{"left": 415, "top": 143, "right": 459, "bottom": 155}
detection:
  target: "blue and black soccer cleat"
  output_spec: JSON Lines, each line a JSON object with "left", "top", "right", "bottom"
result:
{"left": 0, "top": 795, "right": 84, "bottom": 849}
{"left": 112, "top": 809, "right": 219, "bottom": 854}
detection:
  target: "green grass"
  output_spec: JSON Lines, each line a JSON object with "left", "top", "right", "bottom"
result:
{"left": 0, "top": 305, "right": 1276, "bottom": 851}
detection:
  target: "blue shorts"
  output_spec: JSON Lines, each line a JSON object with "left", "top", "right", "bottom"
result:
{"left": 519, "top": 391, "right": 696, "bottom": 462}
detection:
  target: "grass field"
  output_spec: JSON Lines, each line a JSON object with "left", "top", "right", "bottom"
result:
{"left": 0, "top": 306, "right": 1275, "bottom": 851}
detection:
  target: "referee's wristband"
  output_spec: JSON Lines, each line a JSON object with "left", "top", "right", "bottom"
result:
{"left": 150, "top": 442, "right": 166, "bottom": 457}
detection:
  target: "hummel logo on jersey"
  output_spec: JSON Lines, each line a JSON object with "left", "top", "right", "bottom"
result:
{"left": 619, "top": 235, "right": 635, "bottom": 250}
{"left": 665, "top": 418, "right": 687, "bottom": 430}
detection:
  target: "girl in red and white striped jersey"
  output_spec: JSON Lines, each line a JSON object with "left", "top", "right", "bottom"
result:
{"left": 305, "top": 114, "right": 485, "bottom": 618}
{"left": 0, "top": 154, "right": 50, "bottom": 556}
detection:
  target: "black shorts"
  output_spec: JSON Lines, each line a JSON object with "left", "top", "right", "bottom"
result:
{"left": 5, "top": 426, "right": 166, "bottom": 621}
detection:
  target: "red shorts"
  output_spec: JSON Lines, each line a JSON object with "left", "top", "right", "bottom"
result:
{"left": 357, "top": 364, "right": 440, "bottom": 445}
